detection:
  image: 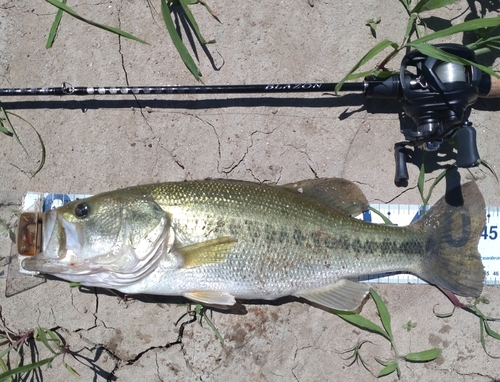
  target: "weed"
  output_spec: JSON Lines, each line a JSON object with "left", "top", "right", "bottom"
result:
{"left": 402, "top": 320, "right": 417, "bottom": 332}
{"left": 336, "top": 339, "right": 375, "bottom": 375}
{"left": 176, "top": 303, "right": 224, "bottom": 343}
{"left": 0, "top": 102, "right": 46, "bottom": 178}
{"left": 334, "top": 288, "right": 442, "bottom": 378}
{"left": 0, "top": 309, "right": 79, "bottom": 381}
{"left": 433, "top": 294, "right": 500, "bottom": 358}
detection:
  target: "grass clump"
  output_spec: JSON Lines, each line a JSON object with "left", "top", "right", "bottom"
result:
{"left": 334, "top": 289, "right": 441, "bottom": 378}
{"left": 0, "top": 320, "right": 79, "bottom": 381}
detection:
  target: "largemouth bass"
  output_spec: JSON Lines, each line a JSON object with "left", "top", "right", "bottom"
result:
{"left": 22, "top": 178, "right": 485, "bottom": 311}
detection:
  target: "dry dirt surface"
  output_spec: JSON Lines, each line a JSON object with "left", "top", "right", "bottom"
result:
{"left": 1, "top": 1, "right": 500, "bottom": 381}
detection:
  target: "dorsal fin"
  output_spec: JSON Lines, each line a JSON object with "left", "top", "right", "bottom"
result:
{"left": 282, "top": 178, "right": 369, "bottom": 216}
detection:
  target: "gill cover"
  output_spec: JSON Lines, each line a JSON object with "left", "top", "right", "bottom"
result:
{"left": 22, "top": 192, "right": 171, "bottom": 285}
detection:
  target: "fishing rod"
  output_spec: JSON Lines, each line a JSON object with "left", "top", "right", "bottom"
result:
{"left": 0, "top": 81, "right": 367, "bottom": 96}
{"left": 2, "top": 44, "right": 499, "bottom": 186}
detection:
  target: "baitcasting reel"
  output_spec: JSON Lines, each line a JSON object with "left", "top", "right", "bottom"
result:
{"left": 365, "top": 44, "right": 495, "bottom": 185}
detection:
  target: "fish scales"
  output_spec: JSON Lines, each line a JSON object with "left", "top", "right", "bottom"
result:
{"left": 22, "top": 178, "right": 485, "bottom": 311}
{"left": 145, "top": 181, "right": 425, "bottom": 295}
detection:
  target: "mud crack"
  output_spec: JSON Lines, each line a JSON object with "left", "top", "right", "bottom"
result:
{"left": 116, "top": 4, "right": 154, "bottom": 134}
{"left": 106, "top": 310, "right": 197, "bottom": 380}
{"left": 223, "top": 127, "right": 279, "bottom": 175}
{"left": 283, "top": 143, "right": 318, "bottom": 178}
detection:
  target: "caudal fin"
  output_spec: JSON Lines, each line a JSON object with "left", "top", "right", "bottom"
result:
{"left": 411, "top": 182, "right": 485, "bottom": 297}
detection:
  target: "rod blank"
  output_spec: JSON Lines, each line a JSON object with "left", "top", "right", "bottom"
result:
{"left": 0, "top": 82, "right": 367, "bottom": 97}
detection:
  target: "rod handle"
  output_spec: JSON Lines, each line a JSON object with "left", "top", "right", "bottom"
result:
{"left": 485, "top": 72, "right": 500, "bottom": 98}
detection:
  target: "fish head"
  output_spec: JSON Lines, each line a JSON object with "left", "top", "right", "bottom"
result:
{"left": 22, "top": 191, "right": 170, "bottom": 283}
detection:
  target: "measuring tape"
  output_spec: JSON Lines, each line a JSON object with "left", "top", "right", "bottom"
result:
{"left": 17, "top": 192, "right": 500, "bottom": 286}
{"left": 359, "top": 204, "right": 500, "bottom": 286}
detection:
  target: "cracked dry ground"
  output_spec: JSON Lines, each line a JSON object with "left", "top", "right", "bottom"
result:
{"left": 3, "top": 276, "right": 499, "bottom": 381}
{"left": 0, "top": 277, "right": 343, "bottom": 381}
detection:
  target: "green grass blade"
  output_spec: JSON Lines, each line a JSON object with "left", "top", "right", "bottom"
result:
{"left": 433, "top": 304, "right": 455, "bottom": 318}
{"left": 369, "top": 288, "right": 393, "bottom": 340}
{"left": 335, "top": 39, "right": 398, "bottom": 93}
{"left": 64, "top": 362, "right": 80, "bottom": 377}
{"left": 36, "top": 328, "right": 58, "bottom": 355}
{"left": 178, "top": 0, "right": 215, "bottom": 44}
{"left": 0, "top": 343, "right": 17, "bottom": 360}
{"left": 44, "top": 328, "right": 61, "bottom": 344}
{"left": 161, "top": 0, "right": 202, "bottom": 80}
{"left": 417, "top": 160, "right": 426, "bottom": 204}
{"left": 333, "top": 310, "right": 391, "bottom": 341}
{"left": 0, "top": 356, "right": 8, "bottom": 373}
{"left": 0, "top": 121, "right": 11, "bottom": 135}
{"left": 404, "top": 13, "right": 418, "bottom": 42}
{"left": 0, "top": 107, "right": 29, "bottom": 156}
{"left": 482, "top": 322, "right": 500, "bottom": 358}
{"left": 202, "top": 312, "right": 224, "bottom": 344}
{"left": 484, "top": 320, "right": 500, "bottom": 341}
{"left": 369, "top": 206, "right": 394, "bottom": 225}
{"left": 197, "top": 0, "right": 220, "bottom": 21}
{"left": 398, "top": 0, "right": 411, "bottom": 13}
{"left": 6, "top": 112, "right": 46, "bottom": 178}
{"left": 404, "top": 348, "right": 442, "bottom": 362}
{"left": 0, "top": 357, "right": 54, "bottom": 381}
{"left": 480, "top": 159, "right": 499, "bottom": 182}
{"left": 407, "top": 43, "right": 500, "bottom": 78}
{"left": 377, "top": 361, "right": 398, "bottom": 377}
{"left": 468, "top": 35, "right": 500, "bottom": 52}
{"left": 46, "top": 0, "right": 66, "bottom": 48}
{"left": 424, "top": 168, "right": 449, "bottom": 205}
{"left": 45, "top": 0, "right": 147, "bottom": 44}
{"left": 0, "top": 102, "right": 14, "bottom": 137}
{"left": 409, "top": 16, "right": 500, "bottom": 45}
{"left": 479, "top": 320, "right": 500, "bottom": 359}
{"left": 411, "top": 0, "right": 458, "bottom": 14}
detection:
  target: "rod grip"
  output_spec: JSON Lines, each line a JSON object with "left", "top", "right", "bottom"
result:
{"left": 485, "top": 72, "right": 500, "bottom": 98}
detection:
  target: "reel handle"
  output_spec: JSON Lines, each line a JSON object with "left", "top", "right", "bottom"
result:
{"left": 485, "top": 73, "right": 500, "bottom": 98}
{"left": 455, "top": 122, "right": 481, "bottom": 168}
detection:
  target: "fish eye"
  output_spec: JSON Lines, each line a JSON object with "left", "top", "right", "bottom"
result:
{"left": 74, "top": 203, "right": 90, "bottom": 218}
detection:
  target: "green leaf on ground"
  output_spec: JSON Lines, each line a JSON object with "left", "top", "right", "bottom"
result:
{"left": 45, "top": 0, "right": 147, "bottom": 44}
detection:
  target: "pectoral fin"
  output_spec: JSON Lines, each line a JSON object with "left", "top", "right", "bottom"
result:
{"left": 177, "top": 237, "right": 237, "bottom": 268}
{"left": 184, "top": 291, "right": 237, "bottom": 307}
{"left": 295, "top": 279, "right": 369, "bottom": 311}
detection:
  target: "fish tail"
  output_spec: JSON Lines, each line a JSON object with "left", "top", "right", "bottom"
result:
{"left": 411, "top": 182, "right": 485, "bottom": 297}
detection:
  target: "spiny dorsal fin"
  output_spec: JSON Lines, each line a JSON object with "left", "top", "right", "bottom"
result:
{"left": 294, "top": 279, "right": 370, "bottom": 311}
{"left": 177, "top": 237, "right": 237, "bottom": 268}
{"left": 283, "top": 178, "right": 369, "bottom": 216}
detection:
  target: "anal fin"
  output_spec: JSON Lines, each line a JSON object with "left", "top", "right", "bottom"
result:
{"left": 184, "top": 291, "right": 237, "bottom": 307}
{"left": 294, "top": 279, "right": 369, "bottom": 311}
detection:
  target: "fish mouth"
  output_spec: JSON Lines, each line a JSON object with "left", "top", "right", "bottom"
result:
{"left": 22, "top": 210, "right": 83, "bottom": 274}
